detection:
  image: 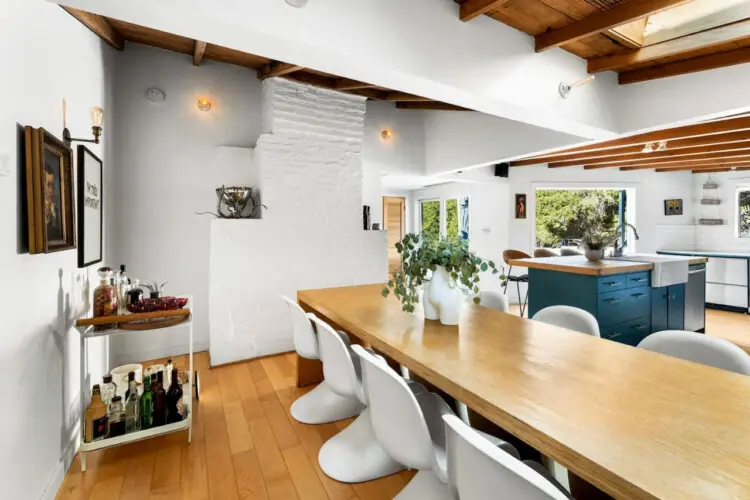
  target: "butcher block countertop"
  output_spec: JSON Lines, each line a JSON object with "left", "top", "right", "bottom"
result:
{"left": 507, "top": 255, "right": 707, "bottom": 276}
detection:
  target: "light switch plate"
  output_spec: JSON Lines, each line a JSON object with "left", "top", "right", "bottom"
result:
{"left": 0, "top": 154, "right": 10, "bottom": 177}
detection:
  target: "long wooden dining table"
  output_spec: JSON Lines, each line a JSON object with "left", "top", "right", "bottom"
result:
{"left": 296, "top": 284, "right": 750, "bottom": 500}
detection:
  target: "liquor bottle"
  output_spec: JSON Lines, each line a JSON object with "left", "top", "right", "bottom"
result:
{"left": 140, "top": 376, "right": 154, "bottom": 429}
{"left": 153, "top": 371, "right": 167, "bottom": 427}
{"left": 100, "top": 374, "right": 117, "bottom": 408}
{"left": 125, "top": 371, "right": 136, "bottom": 401}
{"left": 125, "top": 376, "right": 140, "bottom": 433}
{"left": 166, "top": 369, "right": 184, "bottom": 423}
{"left": 116, "top": 264, "right": 131, "bottom": 314}
{"left": 108, "top": 396, "right": 126, "bottom": 437}
{"left": 85, "top": 384, "right": 108, "bottom": 443}
{"left": 166, "top": 359, "right": 173, "bottom": 386}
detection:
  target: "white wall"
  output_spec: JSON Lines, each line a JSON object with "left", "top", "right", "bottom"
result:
{"left": 55, "top": 0, "right": 620, "bottom": 139}
{"left": 209, "top": 79, "right": 387, "bottom": 365}
{"left": 693, "top": 171, "right": 750, "bottom": 251}
{"left": 108, "top": 44, "right": 263, "bottom": 365}
{"left": 0, "top": 1, "right": 114, "bottom": 498}
{"left": 423, "top": 111, "right": 583, "bottom": 174}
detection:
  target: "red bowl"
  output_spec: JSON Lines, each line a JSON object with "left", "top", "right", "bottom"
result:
{"left": 127, "top": 296, "right": 188, "bottom": 313}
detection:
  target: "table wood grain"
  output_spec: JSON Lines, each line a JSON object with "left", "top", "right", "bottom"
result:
{"left": 298, "top": 284, "right": 750, "bottom": 500}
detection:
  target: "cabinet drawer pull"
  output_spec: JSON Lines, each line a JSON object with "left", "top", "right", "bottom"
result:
{"left": 609, "top": 332, "right": 622, "bottom": 338}
{"left": 604, "top": 282, "right": 619, "bottom": 287}
{"left": 632, "top": 278, "right": 648, "bottom": 283}
{"left": 631, "top": 293, "right": 647, "bottom": 298}
{"left": 632, "top": 324, "right": 648, "bottom": 331}
{"left": 604, "top": 298, "right": 621, "bottom": 303}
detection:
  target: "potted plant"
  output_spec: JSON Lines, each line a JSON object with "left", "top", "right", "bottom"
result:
{"left": 381, "top": 233, "right": 504, "bottom": 325}
{"left": 579, "top": 197, "right": 619, "bottom": 261}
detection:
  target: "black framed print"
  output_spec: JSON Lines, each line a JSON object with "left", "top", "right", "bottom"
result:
{"left": 77, "top": 145, "right": 103, "bottom": 268}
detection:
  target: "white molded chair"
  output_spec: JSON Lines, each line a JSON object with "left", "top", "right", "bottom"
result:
{"left": 532, "top": 306, "right": 600, "bottom": 337}
{"left": 638, "top": 330, "right": 750, "bottom": 375}
{"left": 352, "top": 345, "right": 519, "bottom": 499}
{"left": 311, "top": 316, "right": 404, "bottom": 483}
{"left": 281, "top": 296, "right": 362, "bottom": 424}
{"left": 473, "top": 290, "right": 510, "bottom": 313}
{"left": 443, "top": 414, "right": 572, "bottom": 500}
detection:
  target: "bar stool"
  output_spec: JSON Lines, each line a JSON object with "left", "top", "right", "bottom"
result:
{"left": 281, "top": 296, "right": 363, "bottom": 424}
{"left": 534, "top": 248, "right": 558, "bottom": 258}
{"left": 502, "top": 250, "right": 531, "bottom": 317}
{"left": 639, "top": 330, "right": 750, "bottom": 375}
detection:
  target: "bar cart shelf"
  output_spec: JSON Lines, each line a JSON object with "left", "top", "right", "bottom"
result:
{"left": 74, "top": 298, "right": 196, "bottom": 472}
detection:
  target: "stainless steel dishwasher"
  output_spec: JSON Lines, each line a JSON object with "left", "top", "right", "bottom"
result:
{"left": 685, "top": 263, "right": 706, "bottom": 333}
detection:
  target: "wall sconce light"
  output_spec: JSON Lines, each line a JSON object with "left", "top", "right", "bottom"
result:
{"left": 381, "top": 129, "right": 393, "bottom": 140}
{"left": 197, "top": 98, "right": 212, "bottom": 112}
{"left": 558, "top": 75, "right": 595, "bottom": 99}
{"left": 63, "top": 106, "right": 104, "bottom": 147}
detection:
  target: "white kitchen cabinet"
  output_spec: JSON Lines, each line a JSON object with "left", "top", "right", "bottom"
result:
{"left": 706, "top": 283, "right": 749, "bottom": 309}
{"left": 706, "top": 257, "right": 748, "bottom": 287}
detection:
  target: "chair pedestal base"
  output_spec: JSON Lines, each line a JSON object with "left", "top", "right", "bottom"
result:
{"left": 318, "top": 408, "right": 404, "bottom": 483}
{"left": 290, "top": 381, "right": 364, "bottom": 425}
{"left": 395, "top": 470, "right": 452, "bottom": 500}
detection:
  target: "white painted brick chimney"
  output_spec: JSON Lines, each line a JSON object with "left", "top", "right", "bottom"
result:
{"left": 209, "top": 78, "right": 387, "bottom": 365}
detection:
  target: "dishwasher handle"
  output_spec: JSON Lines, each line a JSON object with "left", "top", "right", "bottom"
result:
{"left": 689, "top": 268, "right": 706, "bottom": 275}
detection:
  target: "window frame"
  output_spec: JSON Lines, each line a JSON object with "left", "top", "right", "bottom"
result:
{"left": 737, "top": 186, "right": 750, "bottom": 239}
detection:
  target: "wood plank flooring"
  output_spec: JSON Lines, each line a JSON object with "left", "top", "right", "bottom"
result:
{"left": 56, "top": 352, "right": 413, "bottom": 500}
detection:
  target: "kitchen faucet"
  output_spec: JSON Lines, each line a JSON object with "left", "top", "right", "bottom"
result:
{"left": 612, "top": 223, "right": 640, "bottom": 257}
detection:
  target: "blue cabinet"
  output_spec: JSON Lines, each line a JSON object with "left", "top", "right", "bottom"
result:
{"left": 651, "top": 284, "right": 685, "bottom": 333}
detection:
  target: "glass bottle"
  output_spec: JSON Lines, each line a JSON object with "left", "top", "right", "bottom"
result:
{"left": 153, "top": 371, "right": 167, "bottom": 427}
{"left": 93, "top": 267, "right": 118, "bottom": 331}
{"left": 117, "top": 264, "right": 131, "bottom": 314}
{"left": 166, "top": 359, "right": 173, "bottom": 387}
{"left": 166, "top": 369, "right": 184, "bottom": 423}
{"left": 84, "top": 384, "right": 108, "bottom": 443}
{"left": 108, "top": 396, "right": 125, "bottom": 437}
{"left": 140, "top": 376, "right": 154, "bottom": 430}
{"left": 125, "top": 371, "right": 136, "bottom": 401}
{"left": 100, "top": 374, "right": 117, "bottom": 409}
{"left": 125, "top": 376, "right": 140, "bottom": 434}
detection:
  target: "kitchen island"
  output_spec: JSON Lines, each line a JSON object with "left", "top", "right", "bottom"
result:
{"left": 508, "top": 255, "right": 708, "bottom": 346}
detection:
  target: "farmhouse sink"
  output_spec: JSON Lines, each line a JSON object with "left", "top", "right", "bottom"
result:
{"left": 610, "top": 253, "right": 690, "bottom": 288}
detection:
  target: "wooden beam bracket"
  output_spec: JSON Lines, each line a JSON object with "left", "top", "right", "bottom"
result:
{"left": 62, "top": 6, "right": 124, "bottom": 51}
{"left": 460, "top": 0, "right": 510, "bottom": 22}
{"left": 192, "top": 40, "right": 207, "bottom": 66}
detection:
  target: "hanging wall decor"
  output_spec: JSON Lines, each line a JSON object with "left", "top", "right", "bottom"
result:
{"left": 24, "top": 127, "right": 76, "bottom": 254}
{"left": 664, "top": 199, "right": 683, "bottom": 216}
{"left": 77, "top": 146, "right": 103, "bottom": 267}
{"left": 515, "top": 194, "right": 527, "bottom": 219}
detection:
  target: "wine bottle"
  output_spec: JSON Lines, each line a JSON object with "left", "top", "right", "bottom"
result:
{"left": 140, "top": 375, "right": 154, "bottom": 429}
{"left": 166, "top": 369, "right": 184, "bottom": 423}
{"left": 153, "top": 371, "right": 167, "bottom": 427}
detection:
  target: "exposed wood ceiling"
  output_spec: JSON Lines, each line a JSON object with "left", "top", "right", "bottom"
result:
{"left": 459, "top": 0, "right": 750, "bottom": 84}
{"left": 510, "top": 115, "right": 750, "bottom": 173}
{"left": 63, "top": 7, "right": 467, "bottom": 112}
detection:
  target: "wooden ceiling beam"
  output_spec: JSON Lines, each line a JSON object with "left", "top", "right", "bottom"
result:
{"left": 192, "top": 41, "right": 207, "bottom": 66}
{"left": 547, "top": 140, "right": 750, "bottom": 168}
{"left": 619, "top": 46, "right": 750, "bottom": 85}
{"left": 654, "top": 163, "right": 750, "bottom": 172}
{"left": 396, "top": 102, "right": 470, "bottom": 111}
{"left": 459, "top": 0, "right": 511, "bottom": 22}
{"left": 692, "top": 168, "right": 733, "bottom": 173}
{"left": 62, "top": 7, "right": 124, "bottom": 51}
{"left": 334, "top": 78, "right": 377, "bottom": 91}
{"left": 258, "top": 61, "right": 304, "bottom": 80}
{"left": 347, "top": 88, "right": 389, "bottom": 100}
{"left": 588, "top": 19, "right": 750, "bottom": 73}
{"left": 511, "top": 130, "right": 750, "bottom": 166}
{"left": 535, "top": 0, "right": 689, "bottom": 52}
{"left": 384, "top": 93, "right": 433, "bottom": 102}
{"left": 606, "top": 156, "right": 750, "bottom": 171}
{"left": 530, "top": 117, "right": 750, "bottom": 157}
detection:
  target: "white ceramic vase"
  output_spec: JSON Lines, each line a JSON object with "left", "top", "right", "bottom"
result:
{"left": 584, "top": 248, "right": 604, "bottom": 262}
{"left": 423, "top": 266, "right": 463, "bottom": 326}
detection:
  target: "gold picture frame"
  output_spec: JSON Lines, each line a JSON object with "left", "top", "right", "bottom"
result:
{"left": 24, "top": 127, "right": 76, "bottom": 253}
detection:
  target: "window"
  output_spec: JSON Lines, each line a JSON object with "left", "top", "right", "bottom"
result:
{"left": 445, "top": 199, "right": 459, "bottom": 243}
{"left": 739, "top": 188, "right": 750, "bottom": 238}
{"left": 420, "top": 200, "right": 440, "bottom": 240}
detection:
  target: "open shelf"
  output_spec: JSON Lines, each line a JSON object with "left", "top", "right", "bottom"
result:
{"left": 80, "top": 413, "right": 190, "bottom": 452}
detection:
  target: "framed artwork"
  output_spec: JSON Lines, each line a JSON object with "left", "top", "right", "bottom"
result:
{"left": 664, "top": 199, "right": 683, "bottom": 216}
{"left": 77, "top": 145, "right": 103, "bottom": 267}
{"left": 515, "top": 194, "right": 527, "bottom": 219}
{"left": 24, "top": 127, "right": 76, "bottom": 253}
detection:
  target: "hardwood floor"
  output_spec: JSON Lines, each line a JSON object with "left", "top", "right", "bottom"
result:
{"left": 56, "top": 352, "right": 413, "bottom": 500}
{"left": 57, "top": 307, "right": 749, "bottom": 499}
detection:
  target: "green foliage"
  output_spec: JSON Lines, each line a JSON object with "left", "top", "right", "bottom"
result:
{"left": 535, "top": 190, "right": 621, "bottom": 248}
{"left": 421, "top": 201, "right": 440, "bottom": 240}
{"left": 445, "top": 199, "right": 459, "bottom": 243}
{"left": 382, "top": 233, "right": 505, "bottom": 313}
{"left": 740, "top": 190, "right": 750, "bottom": 238}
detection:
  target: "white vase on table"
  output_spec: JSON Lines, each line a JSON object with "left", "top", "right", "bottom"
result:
{"left": 423, "top": 266, "right": 463, "bottom": 326}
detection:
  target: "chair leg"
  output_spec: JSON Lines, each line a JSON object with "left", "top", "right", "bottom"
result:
{"left": 516, "top": 280, "right": 527, "bottom": 317}
{"left": 503, "top": 266, "right": 512, "bottom": 295}
{"left": 290, "top": 380, "right": 364, "bottom": 424}
{"left": 521, "top": 284, "right": 529, "bottom": 318}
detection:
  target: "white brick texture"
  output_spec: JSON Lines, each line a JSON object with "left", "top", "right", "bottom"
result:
{"left": 209, "top": 78, "right": 387, "bottom": 365}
